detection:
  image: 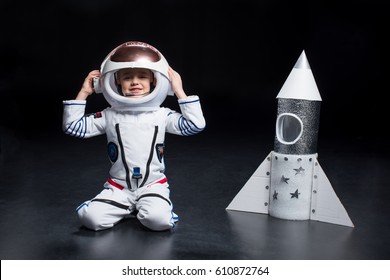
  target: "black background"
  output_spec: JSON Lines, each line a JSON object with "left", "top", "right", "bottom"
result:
{"left": 0, "top": 0, "right": 388, "bottom": 144}
{"left": 1, "top": 0, "right": 390, "bottom": 261}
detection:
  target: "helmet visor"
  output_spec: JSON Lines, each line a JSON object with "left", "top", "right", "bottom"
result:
{"left": 111, "top": 45, "right": 161, "bottom": 63}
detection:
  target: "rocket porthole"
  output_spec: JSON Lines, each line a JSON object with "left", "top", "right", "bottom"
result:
{"left": 276, "top": 113, "right": 303, "bottom": 145}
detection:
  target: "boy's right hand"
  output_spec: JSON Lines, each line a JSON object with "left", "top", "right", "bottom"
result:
{"left": 76, "top": 70, "right": 101, "bottom": 100}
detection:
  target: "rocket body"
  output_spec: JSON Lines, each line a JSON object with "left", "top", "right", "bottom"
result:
{"left": 269, "top": 152, "right": 315, "bottom": 220}
{"left": 226, "top": 51, "right": 354, "bottom": 227}
{"left": 269, "top": 53, "right": 321, "bottom": 220}
{"left": 274, "top": 98, "right": 321, "bottom": 155}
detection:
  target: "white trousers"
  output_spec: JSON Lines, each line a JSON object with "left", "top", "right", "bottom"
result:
{"left": 76, "top": 178, "right": 178, "bottom": 231}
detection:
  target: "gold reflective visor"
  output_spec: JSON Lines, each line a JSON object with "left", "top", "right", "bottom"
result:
{"left": 111, "top": 45, "right": 161, "bottom": 63}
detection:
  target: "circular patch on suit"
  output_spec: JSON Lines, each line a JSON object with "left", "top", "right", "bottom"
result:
{"left": 107, "top": 142, "right": 118, "bottom": 162}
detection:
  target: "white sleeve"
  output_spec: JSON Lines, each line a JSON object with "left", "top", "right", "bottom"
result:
{"left": 62, "top": 100, "right": 106, "bottom": 138}
{"left": 166, "top": 95, "right": 206, "bottom": 136}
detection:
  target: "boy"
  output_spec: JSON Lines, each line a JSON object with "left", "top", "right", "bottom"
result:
{"left": 63, "top": 42, "right": 205, "bottom": 231}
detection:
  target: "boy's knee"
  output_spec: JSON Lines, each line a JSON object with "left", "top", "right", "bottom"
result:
{"left": 77, "top": 204, "right": 111, "bottom": 231}
{"left": 137, "top": 208, "right": 173, "bottom": 231}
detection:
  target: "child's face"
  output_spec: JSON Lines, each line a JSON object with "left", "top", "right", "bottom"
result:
{"left": 116, "top": 68, "right": 154, "bottom": 98}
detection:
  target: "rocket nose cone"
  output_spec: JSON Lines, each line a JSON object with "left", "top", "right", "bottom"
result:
{"left": 294, "top": 50, "right": 311, "bottom": 69}
{"left": 276, "top": 50, "right": 322, "bottom": 101}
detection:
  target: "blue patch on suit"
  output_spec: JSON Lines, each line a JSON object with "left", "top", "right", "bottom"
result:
{"left": 107, "top": 142, "right": 118, "bottom": 162}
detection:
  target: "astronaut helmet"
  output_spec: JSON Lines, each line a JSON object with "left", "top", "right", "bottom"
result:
{"left": 94, "top": 41, "right": 173, "bottom": 111}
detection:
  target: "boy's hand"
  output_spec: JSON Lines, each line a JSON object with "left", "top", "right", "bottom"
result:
{"left": 168, "top": 67, "right": 187, "bottom": 100}
{"left": 76, "top": 70, "right": 101, "bottom": 100}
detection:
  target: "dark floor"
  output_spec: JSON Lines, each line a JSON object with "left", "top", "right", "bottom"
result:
{"left": 0, "top": 128, "right": 389, "bottom": 260}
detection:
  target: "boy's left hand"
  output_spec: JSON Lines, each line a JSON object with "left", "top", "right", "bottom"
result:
{"left": 168, "top": 67, "right": 187, "bottom": 100}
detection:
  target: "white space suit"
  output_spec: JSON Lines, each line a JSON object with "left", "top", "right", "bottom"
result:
{"left": 63, "top": 42, "right": 206, "bottom": 231}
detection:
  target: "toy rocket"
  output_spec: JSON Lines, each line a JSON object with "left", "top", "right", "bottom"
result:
{"left": 226, "top": 50, "right": 354, "bottom": 227}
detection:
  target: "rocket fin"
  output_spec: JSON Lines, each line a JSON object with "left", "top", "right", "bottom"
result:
{"left": 310, "top": 159, "right": 354, "bottom": 227}
{"left": 226, "top": 152, "right": 271, "bottom": 214}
